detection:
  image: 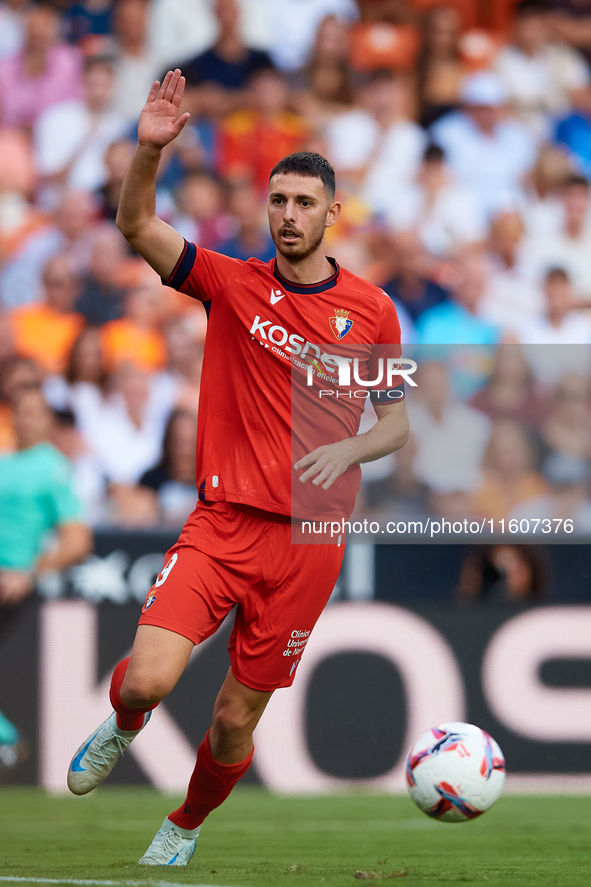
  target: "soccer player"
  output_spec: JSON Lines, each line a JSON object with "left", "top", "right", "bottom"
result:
{"left": 67, "top": 69, "right": 409, "bottom": 866}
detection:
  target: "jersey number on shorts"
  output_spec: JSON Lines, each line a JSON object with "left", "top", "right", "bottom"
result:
{"left": 155, "top": 552, "right": 178, "bottom": 587}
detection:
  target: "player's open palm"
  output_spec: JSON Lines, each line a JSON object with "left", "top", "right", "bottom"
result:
{"left": 138, "top": 69, "right": 190, "bottom": 151}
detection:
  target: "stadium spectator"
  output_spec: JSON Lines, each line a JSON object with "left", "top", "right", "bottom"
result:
{"left": 9, "top": 255, "right": 85, "bottom": 375}
{"left": 218, "top": 68, "right": 308, "bottom": 190}
{"left": 74, "top": 226, "right": 127, "bottom": 325}
{"left": 479, "top": 211, "right": 544, "bottom": 336}
{"left": 137, "top": 408, "right": 198, "bottom": 526}
{"left": 43, "top": 326, "right": 109, "bottom": 432}
{"left": 95, "top": 139, "right": 136, "bottom": 222}
{"left": 358, "top": 432, "right": 430, "bottom": 521}
{"left": 180, "top": 0, "right": 273, "bottom": 110}
{"left": 547, "top": 0, "right": 591, "bottom": 67}
{"left": 218, "top": 180, "right": 275, "bottom": 261}
{"left": 50, "top": 407, "right": 107, "bottom": 526}
{"left": 517, "top": 267, "right": 591, "bottom": 346}
{"left": 161, "top": 318, "right": 204, "bottom": 411}
{"left": 385, "top": 143, "right": 486, "bottom": 258}
{"left": 0, "top": 125, "right": 36, "bottom": 198}
{"left": 111, "top": 0, "right": 165, "bottom": 124}
{"left": 407, "top": 360, "right": 491, "bottom": 494}
{"left": 172, "top": 172, "right": 230, "bottom": 250}
{"left": 0, "top": 355, "right": 42, "bottom": 452}
{"left": 0, "top": 5, "right": 83, "bottom": 128}
{"left": 416, "top": 5, "right": 466, "bottom": 128}
{"left": 523, "top": 143, "right": 574, "bottom": 237}
{"left": 0, "top": 386, "right": 91, "bottom": 767}
{"left": 509, "top": 451, "right": 591, "bottom": 532}
{"left": 325, "top": 69, "right": 426, "bottom": 213}
{"left": 455, "top": 544, "right": 547, "bottom": 604}
{"left": 265, "top": 0, "right": 358, "bottom": 72}
{"left": 1, "top": 190, "right": 97, "bottom": 311}
{"left": 554, "top": 83, "right": 591, "bottom": 177}
{"left": 0, "top": 386, "right": 91, "bottom": 589}
{"left": 99, "top": 275, "right": 167, "bottom": 373}
{"left": 521, "top": 175, "right": 591, "bottom": 298}
{"left": 79, "top": 363, "right": 173, "bottom": 487}
{"left": 296, "top": 14, "right": 354, "bottom": 126}
{"left": 472, "top": 419, "right": 548, "bottom": 521}
{"left": 470, "top": 344, "right": 546, "bottom": 429}
{"left": 34, "top": 55, "right": 128, "bottom": 198}
{"left": 65, "top": 0, "right": 113, "bottom": 45}
{"left": 431, "top": 71, "right": 536, "bottom": 219}
{"left": 382, "top": 231, "right": 450, "bottom": 323}
{"left": 541, "top": 373, "right": 591, "bottom": 459}
{"left": 495, "top": 0, "right": 589, "bottom": 140}
{"left": 416, "top": 250, "right": 500, "bottom": 344}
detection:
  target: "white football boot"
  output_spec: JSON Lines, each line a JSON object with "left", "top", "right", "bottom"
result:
{"left": 67, "top": 710, "right": 151, "bottom": 795}
{"left": 138, "top": 816, "right": 200, "bottom": 866}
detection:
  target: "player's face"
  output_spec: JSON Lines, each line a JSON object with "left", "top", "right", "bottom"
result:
{"left": 267, "top": 173, "right": 339, "bottom": 262}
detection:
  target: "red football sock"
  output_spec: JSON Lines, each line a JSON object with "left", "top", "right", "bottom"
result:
{"left": 169, "top": 730, "right": 254, "bottom": 830}
{"left": 109, "top": 657, "right": 159, "bottom": 731}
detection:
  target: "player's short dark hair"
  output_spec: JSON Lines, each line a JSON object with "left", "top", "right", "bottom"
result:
{"left": 269, "top": 152, "right": 336, "bottom": 200}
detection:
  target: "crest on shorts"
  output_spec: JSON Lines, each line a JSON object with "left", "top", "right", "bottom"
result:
{"left": 329, "top": 308, "right": 353, "bottom": 340}
{"left": 143, "top": 593, "right": 157, "bottom": 612}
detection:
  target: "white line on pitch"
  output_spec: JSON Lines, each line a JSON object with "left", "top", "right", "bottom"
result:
{"left": 0, "top": 878, "right": 233, "bottom": 887}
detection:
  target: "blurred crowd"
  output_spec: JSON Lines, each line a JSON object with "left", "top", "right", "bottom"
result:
{"left": 355, "top": 345, "right": 591, "bottom": 536}
{"left": 3, "top": 0, "right": 591, "bottom": 530}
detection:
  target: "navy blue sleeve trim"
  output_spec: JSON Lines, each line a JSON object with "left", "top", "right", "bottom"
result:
{"left": 163, "top": 240, "right": 197, "bottom": 291}
{"left": 370, "top": 384, "right": 405, "bottom": 404}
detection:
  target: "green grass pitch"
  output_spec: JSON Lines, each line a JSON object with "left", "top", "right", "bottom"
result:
{"left": 0, "top": 787, "right": 589, "bottom": 886}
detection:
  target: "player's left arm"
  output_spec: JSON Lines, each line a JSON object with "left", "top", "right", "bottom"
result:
{"left": 295, "top": 400, "right": 409, "bottom": 491}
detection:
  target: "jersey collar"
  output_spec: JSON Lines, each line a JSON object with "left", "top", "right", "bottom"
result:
{"left": 273, "top": 258, "right": 339, "bottom": 295}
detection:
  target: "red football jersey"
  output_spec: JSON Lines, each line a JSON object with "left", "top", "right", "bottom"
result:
{"left": 165, "top": 241, "right": 403, "bottom": 520}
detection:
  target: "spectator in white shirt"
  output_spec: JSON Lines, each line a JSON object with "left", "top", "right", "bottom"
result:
{"left": 111, "top": 0, "right": 165, "bottom": 124}
{"left": 325, "top": 69, "right": 426, "bottom": 214}
{"left": 407, "top": 359, "right": 491, "bottom": 494}
{"left": 34, "top": 56, "right": 129, "bottom": 199}
{"left": 520, "top": 173, "right": 591, "bottom": 297}
{"left": 431, "top": 71, "right": 536, "bottom": 219}
{"left": 496, "top": 0, "right": 590, "bottom": 140}
{"left": 387, "top": 143, "right": 486, "bottom": 258}
{"left": 480, "top": 211, "right": 544, "bottom": 336}
{"left": 517, "top": 266, "right": 591, "bottom": 345}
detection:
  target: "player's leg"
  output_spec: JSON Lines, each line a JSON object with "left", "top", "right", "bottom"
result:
{"left": 139, "top": 522, "right": 344, "bottom": 866}
{"left": 67, "top": 625, "right": 194, "bottom": 795}
{"left": 139, "top": 670, "right": 272, "bottom": 865}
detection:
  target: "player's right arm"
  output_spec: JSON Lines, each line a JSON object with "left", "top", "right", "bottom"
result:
{"left": 116, "top": 69, "right": 191, "bottom": 280}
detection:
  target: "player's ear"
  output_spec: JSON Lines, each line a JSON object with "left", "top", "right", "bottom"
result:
{"left": 325, "top": 199, "right": 341, "bottom": 229}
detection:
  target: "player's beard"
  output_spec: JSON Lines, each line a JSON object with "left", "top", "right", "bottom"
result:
{"left": 272, "top": 218, "right": 326, "bottom": 262}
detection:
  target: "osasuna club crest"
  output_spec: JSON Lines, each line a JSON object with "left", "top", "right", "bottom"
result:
{"left": 330, "top": 308, "right": 353, "bottom": 340}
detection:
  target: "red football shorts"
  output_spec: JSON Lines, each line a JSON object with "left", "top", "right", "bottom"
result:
{"left": 138, "top": 500, "right": 345, "bottom": 691}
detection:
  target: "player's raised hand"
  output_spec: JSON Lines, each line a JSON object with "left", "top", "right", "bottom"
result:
{"left": 138, "top": 69, "right": 190, "bottom": 151}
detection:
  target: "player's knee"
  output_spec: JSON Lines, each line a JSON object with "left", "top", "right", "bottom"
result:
{"left": 212, "top": 702, "right": 253, "bottom": 741}
{"left": 121, "top": 672, "right": 171, "bottom": 708}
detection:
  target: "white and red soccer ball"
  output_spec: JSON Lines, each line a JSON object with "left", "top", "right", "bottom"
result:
{"left": 405, "top": 722, "right": 506, "bottom": 822}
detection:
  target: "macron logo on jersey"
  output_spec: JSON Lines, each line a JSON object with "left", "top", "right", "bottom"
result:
{"left": 270, "top": 288, "right": 285, "bottom": 305}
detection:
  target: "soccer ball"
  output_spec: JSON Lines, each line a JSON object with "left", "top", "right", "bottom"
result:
{"left": 405, "top": 721, "right": 505, "bottom": 822}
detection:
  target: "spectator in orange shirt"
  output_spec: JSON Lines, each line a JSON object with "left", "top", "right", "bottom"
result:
{"left": 218, "top": 68, "right": 308, "bottom": 191}
{"left": 9, "top": 255, "right": 84, "bottom": 374}
{"left": 100, "top": 276, "right": 167, "bottom": 373}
